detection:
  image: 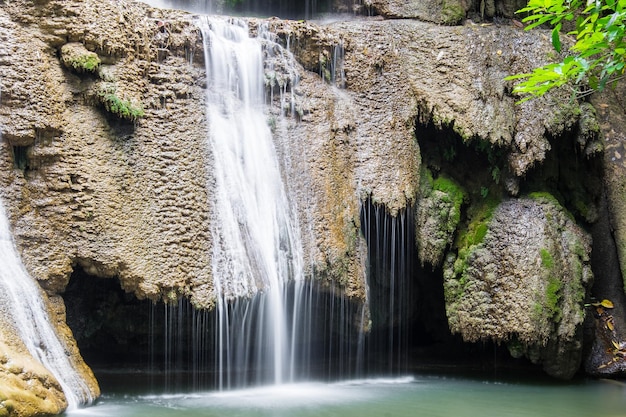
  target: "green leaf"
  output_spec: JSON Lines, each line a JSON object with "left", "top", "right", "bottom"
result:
{"left": 552, "top": 23, "right": 563, "bottom": 51}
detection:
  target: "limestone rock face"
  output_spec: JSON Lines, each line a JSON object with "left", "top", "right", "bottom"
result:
{"left": 594, "top": 84, "right": 626, "bottom": 302}
{"left": 416, "top": 171, "right": 466, "bottom": 267}
{"left": 368, "top": 0, "right": 469, "bottom": 24}
{"left": 0, "top": 291, "right": 99, "bottom": 417}
{"left": 587, "top": 82, "right": 626, "bottom": 376}
{"left": 444, "top": 196, "right": 593, "bottom": 378}
{"left": 0, "top": 1, "right": 586, "bottom": 309}
{"left": 367, "top": 0, "right": 528, "bottom": 21}
{"left": 0, "top": 336, "right": 66, "bottom": 417}
{"left": 0, "top": 0, "right": 213, "bottom": 306}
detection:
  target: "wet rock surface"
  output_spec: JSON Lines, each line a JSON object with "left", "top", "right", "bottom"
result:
{"left": 444, "top": 196, "right": 593, "bottom": 379}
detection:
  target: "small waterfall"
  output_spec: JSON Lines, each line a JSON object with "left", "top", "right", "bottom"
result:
{"left": 0, "top": 199, "right": 94, "bottom": 408}
{"left": 199, "top": 16, "right": 304, "bottom": 388}
{"left": 361, "top": 200, "right": 415, "bottom": 374}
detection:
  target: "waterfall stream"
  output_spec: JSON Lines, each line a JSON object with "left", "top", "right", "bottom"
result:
{"left": 199, "top": 16, "right": 304, "bottom": 388}
{"left": 0, "top": 189, "right": 94, "bottom": 408}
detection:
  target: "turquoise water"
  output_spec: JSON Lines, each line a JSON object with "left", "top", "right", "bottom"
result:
{"left": 64, "top": 375, "right": 626, "bottom": 417}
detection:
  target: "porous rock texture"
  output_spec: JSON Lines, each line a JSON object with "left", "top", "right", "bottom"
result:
{"left": 444, "top": 196, "right": 593, "bottom": 379}
{"left": 0, "top": 307, "right": 67, "bottom": 417}
{"left": 587, "top": 82, "right": 626, "bottom": 376}
{"left": 367, "top": 0, "right": 527, "bottom": 22}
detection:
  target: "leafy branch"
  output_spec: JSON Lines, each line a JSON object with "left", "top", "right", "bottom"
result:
{"left": 506, "top": 0, "right": 626, "bottom": 102}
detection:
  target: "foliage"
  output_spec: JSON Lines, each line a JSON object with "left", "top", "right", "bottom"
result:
{"left": 98, "top": 86, "right": 145, "bottom": 122}
{"left": 506, "top": 0, "right": 626, "bottom": 102}
{"left": 66, "top": 53, "right": 100, "bottom": 73}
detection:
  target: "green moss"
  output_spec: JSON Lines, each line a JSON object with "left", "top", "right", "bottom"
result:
{"left": 447, "top": 197, "right": 500, "bottom": 304}
{"left": 68, "top": 53, "right": 100, "bottom": 72}
{"left": 528, "top": 191, "right": 561, "bottom": 206}
{"left": 545, "top": 276, "right": 563, "bottom": 322}
{"left": 538, "top": 247, "right": 563, "bottom": 322}
{"left": 433, "top": 176, "right": 464, "bottom": 198}
{"left": 528, "top": 191, "right": 575, "bottom": 221}
{"left": 456, "top": 197, "right": 499, "bottom": 250}
{"left": 98, "top": 87, "right": 145, "bottom": 122}
{"left": 441, "top": 0, "right": 467, "bottom": 25}
{"left": 61, "top": 45, "right": 101, "bottom": 73}
{"left": 540, "top": 248, "right": 554, "bottom": 269}
{"left": 432, "top": 175, "right": 467, "bottom": 226}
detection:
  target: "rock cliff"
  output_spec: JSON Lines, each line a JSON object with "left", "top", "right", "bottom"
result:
{"left": 0, "top": 0, "right": 625, "bottom": 414}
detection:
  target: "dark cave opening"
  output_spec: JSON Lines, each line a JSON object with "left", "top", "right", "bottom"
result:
{"left": 63, "top": 265, "right": 369, "bottom": 391}
{"left": 416, "top": 114, "right": 605, "bottom": 227}
{"left": 358, "top": 198, "right": 526, "bottom": 375}
{"left": 414, "top": 113, "right": 613, "bottom": 376}
{"left": 63, "top": 267, "right": 154, "bottom": 370}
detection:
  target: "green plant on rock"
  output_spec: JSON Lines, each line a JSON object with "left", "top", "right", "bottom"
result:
{"left": 98, "top": 85, "right": 145, "bottom": 122}
{"left": 66, "top": 53, "right": 101, "bottom": 73}
{"left": 432, "top": 176, "right": 467, "bottom": 224}
{"left": 538, "top": 247, "right": 564, "bottom": 322}
{"left": 61, "top": 44, "right": 101, "bottom": 74}
{"left": 506, "top": 0, "right": 626, "bottom": 102}
{"left": 449, "top": 197, "right": 500, "bottom": 282}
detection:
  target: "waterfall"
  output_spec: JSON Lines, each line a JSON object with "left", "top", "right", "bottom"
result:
{"left": 0, "top": 192, "right": 94, "bottom": 407}
{"left": 360, "top": 200, "right": 415, "bottom": 374}
{"left": 198, "top": 16, "right": 304, "bottom": 388}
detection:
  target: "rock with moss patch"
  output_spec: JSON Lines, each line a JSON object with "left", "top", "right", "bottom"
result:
{"left": 443, "top": 195, "right": 593, "bottom": 379}
{"left": 368, "top": 0, "right": 468, "bottom": 24}
{"left": 416, "top": 169, "right": 467, "bottom": 267}
{"left": 60, "top": 43, "right": 101, "bottom": 73}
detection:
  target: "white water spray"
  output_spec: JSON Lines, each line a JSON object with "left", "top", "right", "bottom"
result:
{"left": 198, "top": 16, "right": 304, "bottom": 388}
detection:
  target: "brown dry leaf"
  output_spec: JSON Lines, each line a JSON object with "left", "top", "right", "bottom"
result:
{"left": 607, "top": 318, "right": 615, "bottom": 331}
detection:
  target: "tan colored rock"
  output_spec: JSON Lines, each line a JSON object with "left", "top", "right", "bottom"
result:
{"left": 0, "top": 0, "right": 602, "bottom": 406}
{"left": 368, "top": 0, "right": 469, "bottom": 24}
{"left": 0, "top": 307, "right": 66, "bottom": 417}
{"left": 444, "top": 196, "right": 593, "bottom": 378}
{"left": 367, "top": 0, "right": 528, "bottom": 21}
{"left": 60, "top": 43, "right": 101, "bottom": 73}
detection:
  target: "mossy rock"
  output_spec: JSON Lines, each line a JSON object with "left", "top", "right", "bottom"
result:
{"left": 443, "top": 196, "right": 593, "bottom": 378}
{"left": 97, "top": 83, "right": 145, "bottom": 122}
{"left": 60, "top": 43, "right": 101, "bottom": 74}
{"left": 416, "top": 168, "right": 467, "bottom": 267}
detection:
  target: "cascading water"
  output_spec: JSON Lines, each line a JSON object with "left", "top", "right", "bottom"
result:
{"left": 138, "top": 0, "right": 365, "bottom": 19}
{"left": 199, "top": 16, "right": 304, "bottom": 389}
{"left": 0, "top": 99, "right": 94, "bottom": 407}
{"left": 360, "top": 200, "right": 415, "bottom": 375}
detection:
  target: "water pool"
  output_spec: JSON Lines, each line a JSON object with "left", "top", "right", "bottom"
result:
{"left": 64, "top": 375, "right": 626, "bottom": 417}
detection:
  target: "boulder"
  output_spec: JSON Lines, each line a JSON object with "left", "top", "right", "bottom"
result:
{"left": 444, "top": 195, "right": 593, "bottom": 378}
